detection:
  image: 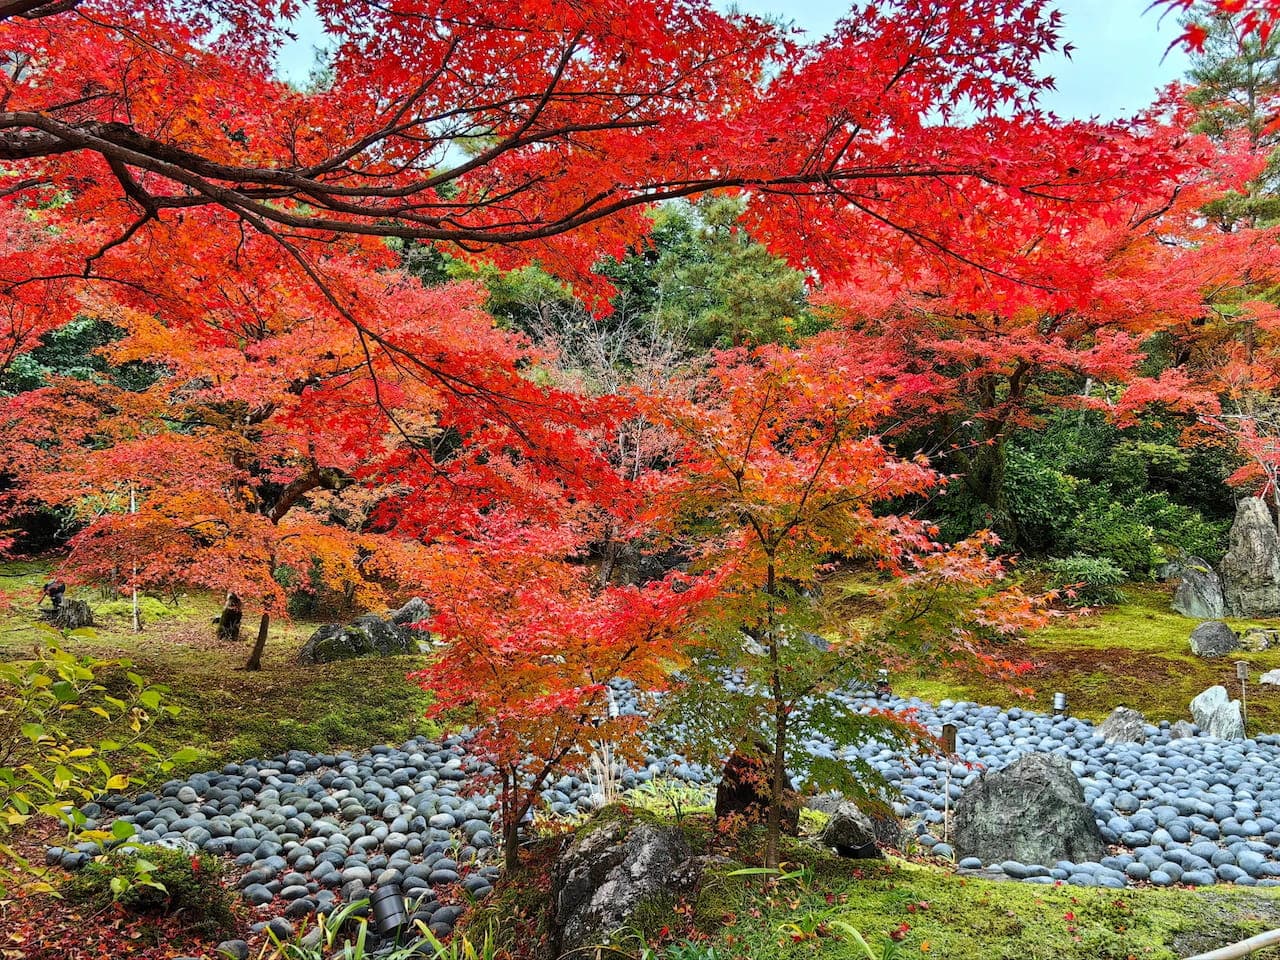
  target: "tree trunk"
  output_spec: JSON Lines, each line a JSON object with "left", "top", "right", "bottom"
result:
{"left": 502, "top": 771, "right": 523, "bottom": 872}
{"left": 960, "top": 438, "right": 1017, "bottom": 542}
{"left": 597, "top": 523, "right": 618, "bottom": 589}
{"left": 244, "top": 612, "right": 269, "bottom": 671}
{"left": 215, "top": 593, "right": 243, "bottom": 643}
{"left": 503, "top": 812, "right": 521, "bottom": 873}
{"left": 53, "top": 599, "right": 94, "bottom": 630}
{"left": 764, "top": 555, "right": 784, "bottom": 870}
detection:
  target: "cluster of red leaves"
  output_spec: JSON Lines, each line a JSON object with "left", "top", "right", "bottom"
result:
{"left": 647, "top": 337, "right": 1055, "bottom": 663}
{"left": 407, "top": 544, "right": 720, "bottom": 851}
{"left": 1155, "top": 0, "right": 1280, "bottom": 47}
{"left": 0, "top": 0, "right": 1205, "bottom": 318}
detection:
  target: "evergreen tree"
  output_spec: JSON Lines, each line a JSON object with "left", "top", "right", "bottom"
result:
{"left": 1187, "top": 10, "right": 1280, "bottom": 225}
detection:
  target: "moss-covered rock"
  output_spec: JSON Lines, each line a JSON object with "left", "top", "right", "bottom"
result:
{"left": 551, "top": 815, "right": 696, "bottom": 954}
{"left": 297, "top": 614, "right": 419, "bottom": 664}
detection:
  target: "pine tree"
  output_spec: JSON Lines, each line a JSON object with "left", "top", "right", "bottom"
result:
{"left": 1187, "top": 10, "right": 1280, "bottom": 226}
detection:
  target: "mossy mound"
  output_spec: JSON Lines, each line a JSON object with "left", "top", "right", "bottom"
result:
{"left": 61, "top": 845, "right": 237, "bottom": 940}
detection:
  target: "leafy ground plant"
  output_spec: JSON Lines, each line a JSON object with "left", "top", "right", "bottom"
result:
{"left": 0, "top": 630, "right": 190, "bottom": 893}
{"left": 265, "top": 899, "right": 499, "bottom": 960}
{"left": 61, "top": 845, "right": 236, "bottom": 941}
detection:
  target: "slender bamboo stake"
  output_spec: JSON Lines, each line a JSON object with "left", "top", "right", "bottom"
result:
{"left": 130, "top": 482, "right": 140, "bottom": 633}
{"left": 1183, "top": 929, "right": 1280, "bottom": 960}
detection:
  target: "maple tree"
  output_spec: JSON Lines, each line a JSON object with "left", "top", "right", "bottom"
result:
{"left": 408, "top": 546, "right": 713, "bottom": 871}
{"left": 1160, "top": 0, "right": 1280, "bottom": 48}
{"left": 0, "top": 227, "right": 618, "bottom": 668}
{"left": 812, "top": 112, "right": 1280, "bottom": 545}
{"left": 650, "top": 339, "right": 1051, "bottom": 868}
{"left": 0, "top": 0, "right": 1254, "bottom": 887}
{"left": 0, "top": 0, "right": 1193, "bottom": 312}
{"left": 0, "top": 1, "right": 1209, "bottom": 592}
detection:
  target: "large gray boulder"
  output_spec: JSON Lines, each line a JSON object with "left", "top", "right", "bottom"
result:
{"left": 952, "top": 753, "right": 1105, "bottom": 867}
{"left": 1221, "top": 497, "right": 1280, "bottom": 617}
{"left": 1190, "top": 685, "right": 1246, "bottom": 739}
{"left": 388, "top": 597, "right": 431, "bottom": 633}
{"left": 297, "top": 614, "right": 419, "bottom": 664}
{"left": 818, "top": 802, "right": 881, "bottom": 859}
{"left": 552, "top": 818, "right": 695, "bottom": 954}
{"left": 1189, "top": 621, "right": 1240, "bottom": 659}
{"left": 1097, "top": 706, "right": 1147, "bottom": 744}
{"left": 1171, "top": 557, "right": 1225, "bottom": 620}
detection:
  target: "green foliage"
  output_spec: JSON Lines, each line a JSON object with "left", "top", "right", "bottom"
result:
{"left": 1043, "top": 555, "right": 1128, "bottom": 608}
{"left": 638, "top": 939, "right": 724, "bottom": 960}
{"left": 603, "top": 197, "right": 818, "bottom": 349}
{"left": 1128, "top": 491, "right": 1231, "bottom": 563}
{"left": 655, "top": 613, "right": 919, "bottom": 819}
{"left": 1064, "top": 499, "right": 1162, "bottom": 579}
{"left": 623, "top": 779, "right": 713, "bottom": 825}
{"left": 0, "top": 316, "right": 160, "bottom": 395}
{"left": 930, "top": 408, "right": 1232, "bottom": 566}
{"left": 0, "top": 633, "right": 188, "bottom": 894}
{"left": 62, "top": 845, "right": 235, "bottom": 937}
{"left": 266, "top": 898, "right": 500, "bottom": 960}
{"left": 999, "top": 448, "right": 1079, "bottom": 554}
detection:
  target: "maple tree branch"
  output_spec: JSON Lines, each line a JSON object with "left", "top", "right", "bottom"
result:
{"left": 0, "top": 108, "right": 1088, "bottom": 260}
{"left": 0, "top": 0, "right": 78, "bottom": 19}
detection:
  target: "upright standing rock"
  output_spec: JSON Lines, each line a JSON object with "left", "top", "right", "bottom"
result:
{"left": 215, "top": 592, "right": 243, "bottom": 642}
{"left": 1190, "top": 685, "right": 1246, "bottom": 739}
{"left": 1098, "top": 706, "right": 1148, "bottom": 744}
{"left": 1221, "top": 498, "right": 1280, "bottom": 618}
{"left": 389, "top": 597, "right": 431, "bottom": 633}
{"left": 1171, "top": 557, "right": 1225, "bottom": 620}
{"left": 952, "top": 753, "right": 1105, "bottom": 867}
{"left": 552, "top": 818, "right": 695, "bottom": 954}
{"left": 818, "top": 802, "right": 882, "bottom": 859}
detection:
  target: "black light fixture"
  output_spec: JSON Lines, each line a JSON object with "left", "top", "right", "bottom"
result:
{"left": 370, "top": 884, "right": 408, "bottom": 937}
{"left": 1052, "top": 692, "right": 1068, "bottom": 717}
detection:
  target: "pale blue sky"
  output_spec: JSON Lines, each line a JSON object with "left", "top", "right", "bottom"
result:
{"left": 277, "top": 1, "right": 1191, "bottom": 122}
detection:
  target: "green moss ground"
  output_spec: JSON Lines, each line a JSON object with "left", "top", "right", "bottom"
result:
{"left": 827, "top": 575, "right": 1280, "bottom": 730}
{"left": 0, "top": 560, "right": 433, "bottom": 780}
{"left": 700, "top": 848, "right": 1280, "bottom": 960}
{"left": 463, "top": 816, "right": 1280, "bottom": 960}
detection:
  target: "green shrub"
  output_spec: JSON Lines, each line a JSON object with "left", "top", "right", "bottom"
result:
{"left": 1045, "top": 555, "right": 1128, "bottom": 607}
{"left": 1065, "top": 501, "right": 1161, "bottom": 579}
{"left": 1002, "top": 448, "right": 1080, "bottom": 554}
{"left": 1127, "top": 492, "right": 1229, "bottom": 564}
{"left": 62, "top": 845, "right": 236, "bottom": 938}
